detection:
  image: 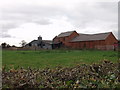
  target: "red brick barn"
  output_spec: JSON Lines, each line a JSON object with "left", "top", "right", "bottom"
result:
{"left": 53, "top": 31, "right": 79, "bottom": 48}
{"left": 53, "top": 31, "right": 118, "bottom": 50}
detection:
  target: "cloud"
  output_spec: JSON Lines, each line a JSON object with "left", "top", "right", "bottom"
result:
{"left": 0, "top": 32, "right": 12, "bottom": 38}
{"left": 32, "top": 18, "right": 52, "bottom": 25}
{"left": 1, "top": 1, "right": 117, "bottom": 30}
{"left": 65, "top": 2, "right": 117, "bottom": 29}
{"left": 0, "top": 22, "right": 19, "bottom": 32}
{"left": 0, "top": 0, "right": 118, "bottom": 45}
{"left": 0, "top": 4, "right": 64, "bottom": 31}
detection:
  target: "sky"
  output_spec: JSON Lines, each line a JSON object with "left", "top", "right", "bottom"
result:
{"left": 0, "top": 0, "right": 119, "bottom": 46}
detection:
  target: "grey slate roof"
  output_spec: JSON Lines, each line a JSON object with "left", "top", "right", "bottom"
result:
{"left": 43, "top": 40, "right": 52, "bottom": 44}
{"left": 28, "top": 40, "right": 52, "bottom": 44}
{"left": 71, "top": 32, "right": 111, "bottom": 42}
{"left": 57, "top": 31, "right": 75, "bottom": 37}
{"left": 29, "top": 40, "right": 39, "bottom": 44}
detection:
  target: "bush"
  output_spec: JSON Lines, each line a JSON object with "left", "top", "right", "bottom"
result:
{"left": 2, "top": 60, "right": 120, "bottom": 88}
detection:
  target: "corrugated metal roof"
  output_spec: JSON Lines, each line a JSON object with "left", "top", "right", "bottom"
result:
{"left": 57, "top": 31, "right": 75, "bottom": 37}
{"left": 71, "top": 32, "right": 111, "bottom": 42}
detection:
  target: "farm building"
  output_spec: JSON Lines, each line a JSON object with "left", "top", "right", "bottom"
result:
{"left": 25, "top": 36, "right": 52, "bottom": 49}
{"left": 53, "top": 31, "right": 118, "bottom": 50}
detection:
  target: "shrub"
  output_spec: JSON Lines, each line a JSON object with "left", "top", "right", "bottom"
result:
{"left": 2, "top": 60, "right": 120, "bottom": 88}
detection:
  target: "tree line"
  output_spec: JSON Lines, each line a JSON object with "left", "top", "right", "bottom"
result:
{"left": 1, "top": 40, "right": 27, "bottom": 48}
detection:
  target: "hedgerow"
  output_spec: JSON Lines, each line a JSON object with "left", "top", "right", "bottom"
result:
{"left": 2, "top": 60, "right": 120, "bottom": 88}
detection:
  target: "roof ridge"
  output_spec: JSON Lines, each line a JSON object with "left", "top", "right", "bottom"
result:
{"left": 90, "top": 32, "right": 111, "bottom": 35}
{"left": 79, "top": 32, "right": 111, "bottom": 35}
{"left": 57, "top": 30, "right": 76, "bottom": 37}
{"left": 61, "top": 30, "right": 75, "bottom": 34}
{"left": 79, "top": 33, "right": 91, "bottom": 35}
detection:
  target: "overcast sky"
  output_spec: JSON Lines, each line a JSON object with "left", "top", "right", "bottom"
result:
{"left": 0, "top": 0, "right": 119, "bottom": 46}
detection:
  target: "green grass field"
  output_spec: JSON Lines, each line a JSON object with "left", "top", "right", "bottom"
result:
{"left": 2, "top": 50, "right": 118, "bottom": 69}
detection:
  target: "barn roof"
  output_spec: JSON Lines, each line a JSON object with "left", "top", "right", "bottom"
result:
{"left": 29, "top": 40, "right": 39, "bottom": 44}
{"left": 43, "top": 40, "right": 52, "bottom": 44}
{"left": 57, "top": 31, "right": 75, "bottom": 37}
{"left": 71, "top": 32, "right": 111, "bottom": 42}
{"left": 25, "top": 40, "right": 38, "bottom": 46}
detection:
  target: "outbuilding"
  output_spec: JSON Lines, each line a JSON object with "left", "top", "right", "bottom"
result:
{"left": 53, "top": 31, "right": 118, "bottom": 50}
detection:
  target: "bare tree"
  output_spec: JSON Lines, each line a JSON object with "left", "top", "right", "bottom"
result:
{"left": 19, "top": 40, "right": 27, "bottom": 47}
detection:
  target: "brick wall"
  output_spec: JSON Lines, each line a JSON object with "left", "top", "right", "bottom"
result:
{"left": 53, "top": 31, "right": 79, "bottom": 47}
{"left": 53, "top": 32, "right": 118, "bottom": 50}
{"left": 105, "top": 32, "right": 118, "bottom": 45}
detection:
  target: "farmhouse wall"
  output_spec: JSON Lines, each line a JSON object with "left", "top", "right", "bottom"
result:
{"left": 64, "top": 31, "right": 79, "bottom": 47}
{"left": 43, "top": 43, "right": 52, "bottom": 49}
{"left": 69, "top": 40, "right": 105, "bottom": 49}
{"left": 54, "top": 31, "right": 79, "bottom": 47}
{"left": 104, "top": 33, "right": 118, "bottom": 50}
{"left": 105, "top": 32, "right": 118, "bottom": 45}
{"left": 69, "top": 40, "right": 117, "bottom": 50}
{"left": 71, "top": 42, "right": 117, "bottom": 50}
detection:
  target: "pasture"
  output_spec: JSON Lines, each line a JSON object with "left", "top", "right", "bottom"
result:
{"left": 2, "top": 50, "right": 118, "bottom": 69}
